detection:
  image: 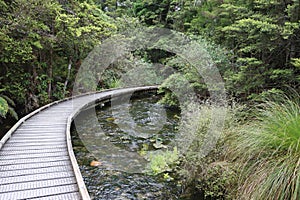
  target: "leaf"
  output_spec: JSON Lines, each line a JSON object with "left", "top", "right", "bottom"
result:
{"left": 291, "top": 58, "right": 300, "bottom": 68}
{"left": 75, "top": 29, "right": 82, "bottom": 37}
{"left": 1, "top": 95, "right": 15, "bottom": 107}
{"left": 8, "top": 106, "right": 18, "bottom": 120}
{"left": 90, "top": 160, "right": 102, "bottom": 167}
{"left": 32, "top": 41, "right": 43, "bottom": 49}
{"left": 0, "top": 97, "right": 8, "bottom": 118}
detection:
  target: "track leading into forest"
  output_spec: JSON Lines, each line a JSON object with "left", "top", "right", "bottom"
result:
{"left": 0, "top": 86, "right": 157, "bottom": 200}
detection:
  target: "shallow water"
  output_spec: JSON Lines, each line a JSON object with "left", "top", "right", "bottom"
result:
{"left": 72, "top": 93, "right": 183, "bottom": 199}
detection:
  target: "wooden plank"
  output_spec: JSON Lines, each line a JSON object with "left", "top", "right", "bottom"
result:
{"left": 6, "top": 138, "right": 65, "bottom": 143}
{"left": 18, "top": 125, "right": 66, "bottom": 127}
{"left": 0, "top": 177, "right": 77, "bottom": 193}
{"left": 12, "top": 130, "right": 65, "bottom": 134}
{"left": 0, "top": 156, "right": 70, "bottom": 166}
{"left": 4, "top": 141, "right": 66, "bottom": 147}
{"left": 0, "top": 147, "right": 67, "bottom": 156}
{"left": 0, "top": 165, "right": 73, "bottom": 178}
{"left": 10, "top": 136, "right": 66, "bottom": 140}
{"left": 0, "top": 184, "right": 78, "bottom": 200}
{"left": 1, "top": 144, "right": 67, "bottom": 151}
{"left": 0, "top": 160, "right": 72, "bottom": 171}
{"left": 16, "top": 128, "right": 66, "bottom": 130}
{"left": 0, "top": 151, "right": 68, "bottom": 160}
{"left": 28, "top": 192, "right": 81, "bottom": 200}
{"left": 0, "top": 171, "right": 75, "bottom": 185}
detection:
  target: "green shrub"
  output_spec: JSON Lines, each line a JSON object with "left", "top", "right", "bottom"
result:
{"left": 0, "top": 96, "right": 8, "bottom": 118}
{"left": 108, "top": 76, "right": 122, "bottom": 88}
{"left": 146, "top": 147, "right": 179, "bottom": 176}
{"left": 0, "top": 89, "right": 18, "bottom": 120}
{"left": 195, "top": 161, "right": 238, "bottom": 199}
{"left": 158, "top": 73, "right": 194, "bottom": 107}
{"left": 176, "top": 102, "right": 239, "bottom": 199}
{"left": 158, "top": 36, "right": 231, "bottom": 108}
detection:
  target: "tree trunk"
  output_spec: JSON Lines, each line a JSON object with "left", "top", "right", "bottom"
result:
{"left": 25, "top": 64, "right": 39, "bottom": 113}
{"left": 63, "top": 58, "right": 72, "bottom": 97}
{"left": 47, "top": 48, "right": 53, "bottom": 100}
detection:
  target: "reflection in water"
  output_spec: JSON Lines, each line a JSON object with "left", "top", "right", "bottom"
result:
{"left": 72, "top": 93, "right": 181, "bottom": 199}
{"left": 74, "top": 93, "right": 179, "bottom": 173}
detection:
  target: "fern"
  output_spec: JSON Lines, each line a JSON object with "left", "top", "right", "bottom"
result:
{"left": 0, "top": 91, "right": 18, "bottom": 120}
{"left": 0, "top": 97, "right": 8, "bottom": 118}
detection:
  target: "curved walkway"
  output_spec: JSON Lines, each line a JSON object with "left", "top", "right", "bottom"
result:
{"left": 0, "top": 86, "right": 157, "bottom": 200}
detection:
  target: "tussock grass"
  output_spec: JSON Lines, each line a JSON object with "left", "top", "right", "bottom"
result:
{"left": 228, "top": 95, "right": 300, "bottom": 199}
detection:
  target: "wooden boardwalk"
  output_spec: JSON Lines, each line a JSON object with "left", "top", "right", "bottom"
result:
{"left": 0, "top": 86, "right": 157, "bottom": 200}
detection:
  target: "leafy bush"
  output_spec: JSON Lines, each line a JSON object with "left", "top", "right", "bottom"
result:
{"left": 158, "top": 73, "right": 194, "bottom": 107}
{"left": 100, "top": 54, "right": 164, "bottom": 89}
{"left": 52, "top": 82, "right": 67, "bottom": 100}
{"left": 107, "top": 76, "right": 122, "bottom": 88}
{"left": 158, "top": 36, "right": 231, "bottom": 107}
{"left": 0, "top": 96, "right": 8, "bottom": 118}
{"left": 146, "top": 147, "right": 179, "bottom": 176}
{"left": 195, "top": 161, "right": 238, "bottom": 199}
{"left": 175, "top": 102, "right": 239, "bottom": 199}
{"left": 0, "top": 91, "right": 18, "bottom": 120}
{"left": 120, "top": 60, "right": 164, "bottom": 87}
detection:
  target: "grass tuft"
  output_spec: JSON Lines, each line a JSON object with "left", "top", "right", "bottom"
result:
{"left": 228, "top": 95, "right": 300, "bottom": 199}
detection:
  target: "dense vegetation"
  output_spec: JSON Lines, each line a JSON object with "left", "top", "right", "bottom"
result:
{"left": 0, "top": 0, "right": 116, "bottom": 117}
{"left": 1, "top": 0, "right": 300, "bottom": 118}
{"left": 1, "top": 0, "right": 300, "bottom": 199}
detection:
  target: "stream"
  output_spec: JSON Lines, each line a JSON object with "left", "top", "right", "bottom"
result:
{"left": 71, "top": 92, "right": 184, "bottom": 199}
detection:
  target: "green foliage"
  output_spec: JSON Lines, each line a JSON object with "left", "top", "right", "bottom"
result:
{"left": 195, "top": 161, "right": 237, "bottom": 199}
{"left": 1, "top": 70, "right": 31, "bottom": 106}
{"left": 55, "top": 1, "right": 116, "bottom": 56}
{"left": 176, "top": 102, "right": 239, "bottom": 199}
{"left": 248, "top": 88, "right": 285, "bottom": 102}
{"left": 228, "top": 95, "right": 300, "bottom": 199}
{"left": 158, "top": 36, "right": 230, "bottom": 107}
{"left": 187, "top": 0, "right": 300, "bottom": 99}
{"left": 189, "top": 0, "right": 224, "bottom": 36}
{"left": 0, "top": 0, "right": 116, "bottom": 112}
{"left": 146, "top": 147, "right": 179, "bottom": 175}
{"left": 132, "top": 0, "right": 171, "bottom": 26}
{"left": 0, "top": 89, "right": 18, "bottom": 120}
{"left": 158, "top": 73, "right": 190, "bottom": 107}
{"left": 99, "top": 52, "right": 165, "bottom": 89}
{"left": 292, "top": 58, "right": 300, "bottom": 68}
{"left": 224, "top": 57, "right": 265, "bottom": 98}
{"left": 52, "top": 82, "right": 67, "bottom": 100}
{"left": 107, "top": 76, "right": 122, "bottom": 88}
{"left": 36, "top": 75, "right": 51, "bottom": 104}
{"left": 0, "top": 97, "right": 8, "bottom": 118}
{"left": 120, "top": 59, "right": 165, "bottom": 87}
{"left": 101, "top": 0, "right": 300, "bottom": 102}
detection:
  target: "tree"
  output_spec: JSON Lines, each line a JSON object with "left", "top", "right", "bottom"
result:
{"left": 0, "top": 0, "right": 116, "bottom": 113}
{"left": 189, "top": 0, "right": 300, "bottom": 99}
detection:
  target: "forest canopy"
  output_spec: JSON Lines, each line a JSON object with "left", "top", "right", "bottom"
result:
{"left": 0, "top": 0, "right": 299, "bottom": 125}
